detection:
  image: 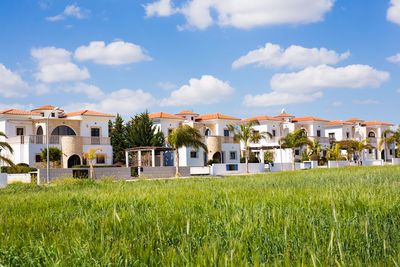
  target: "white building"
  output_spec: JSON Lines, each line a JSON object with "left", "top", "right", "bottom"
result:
{"left": 0, "top": 105, "right": 114, "bottom": 168}
{"left": 149, "top": 111, "right": 241, "bottom": 167}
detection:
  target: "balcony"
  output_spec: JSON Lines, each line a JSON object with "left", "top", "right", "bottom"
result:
{"left": 309, "top": 136, "right": 330, "bottom": 144}
{"left": 7, "top": 135, "right": 111, "bottom": 146}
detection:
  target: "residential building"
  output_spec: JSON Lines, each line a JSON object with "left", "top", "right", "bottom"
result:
{"left": 149, "top": 111, "right": 241, "bottom": 167}
{"left": 0, "top": 105, "right": 114, "bottom": 168}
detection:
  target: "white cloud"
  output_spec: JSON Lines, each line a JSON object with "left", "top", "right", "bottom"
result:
{"left": 0, "top": 103, "right": 34, "bottom": 111}
{"left": 74, "top": 41, "right": 151, "bottom": 65}
{"left": 145, "top": 0, "right": 335, "bottom": 30}
{"left": 387, "top": 53, "right": 400, "bottom": 63}
{"left": 161, "top": 75, "right": 234, "bottom": 106}
{"left": 144, "top": 0, "right": 177, "bottom": 17}
{"left": 46, "top": 4, "right": 90, "bottom": 21}
{"left": 63, "top": 83, "right": 105, "bottom": 100}
{"left": 232, "top": 43, "right": 349, "bottom": 69}
{"left": 0, "top": 63, "right": 29, "bottom": 98}
{"left": 387, "top": 0, "right": 400, "bottom": 25}
{"left": 243, "top": 91, "right": 322, "bottom": 107}
{"left": 34, "top": 84, "right": 51, "bottom": 95}
{"left": 353, "top": 99, "right": 380, "bottom": 105}
{"left": 31, "top": 46, "right": 90, "bottom": 83}
{"left": 158, "top": 81, "right": 177, "bottom": 90}
{"left": 332, "top": 101, "right": 343, "bottom": 107}
{"left": 243, "top": 64, "right": 389, "bottom": 107}
{"left": 66, "top": 89, "right": 157, "bottom": 116}
{"left": 270, "top": 64, "right": 389, "bottom": 93}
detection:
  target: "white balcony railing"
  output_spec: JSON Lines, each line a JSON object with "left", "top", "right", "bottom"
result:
{"left": 7, "top": 135, "right": 110, "bottom": 146}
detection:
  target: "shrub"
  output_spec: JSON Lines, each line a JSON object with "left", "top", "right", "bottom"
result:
{"left": 264, "top": 151, "right": 274, "bottom": 164}
{"left": 207, "top": 159, "right": 220, "bottom": 165}
{"left": 1, "top": 166, "right": 37, "bottom": 174}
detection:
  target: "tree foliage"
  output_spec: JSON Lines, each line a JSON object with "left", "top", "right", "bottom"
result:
{"left": 109, "top": 114, "right": 127, "bottom": 164}
{"left": 0, "top": 131, "right": 14, "bottom": 167}
{"left": 380, "top": 126, "right": 400, "bottom": 158}
{"left": 41, "top": 147, "right": 62, "bottom": 167}
{"left": 126, "top": 111, "right": 164, "bottom": 148}
{"left": 279, "top": 129, "right": 311, "bottom": 169}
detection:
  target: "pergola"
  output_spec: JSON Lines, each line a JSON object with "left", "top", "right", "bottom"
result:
{"left": 125, "top": 147, "right": 173, "bottom": 175}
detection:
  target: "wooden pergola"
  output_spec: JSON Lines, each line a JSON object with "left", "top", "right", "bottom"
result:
{"left": 125, "top": 147, "right": 173, "bottom": 175}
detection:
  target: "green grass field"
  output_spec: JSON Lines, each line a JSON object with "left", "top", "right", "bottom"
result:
{"left": 1, "top": 166, "right": 400, "bottom": 265}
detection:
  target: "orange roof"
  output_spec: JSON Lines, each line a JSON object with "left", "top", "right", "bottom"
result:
{"left": 362, "top": 121, "right": 394, "bottom": 126}
{"left": 346, "top": 118, "right": 364, "bottom": 122}
{"left": 149, "top": 112, "right": 184, "bottom": 120}
{"left": 292, "top": 116, "right": 329, "bottom": 123}
{"left": 0, "top": 109, "right": 42, "bottom": 116}
{"left": 241, "top": 115, "right": 281, "bottom": 123}
{"left": 275, "top": 111, "right": 294, "bottom": 118}
{"left": 175, "top": 110, "right": 199, "bottom": 116}
{"left": 195, "top": 113, "right": 241, "bottom": 121}
{"left": 31, "top": 105, "right": 63, "bottom": 112}
{"left": 325, "top": 120, "right": 353, "bottom": 126}
{"left": 61, "top": 110, "right": 115, "bottom": 118}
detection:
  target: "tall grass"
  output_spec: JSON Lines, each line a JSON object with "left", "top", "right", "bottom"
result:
{"left": 1, "top": 166, "right": 400, "bottom": 265}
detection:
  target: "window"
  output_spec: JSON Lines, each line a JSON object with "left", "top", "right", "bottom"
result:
{"left": 226, "top": 164, "right": 238, "bottom": 171}
{"left": 272, "top": 130, "right": 276, "bottom": 137}
{"left": 191, "top": 117, "right": 194, "bottom": 120}
{"left": 329, "top": 133, "right": 335, "bottom": 139}
{"left": 51, "top": 125, "right": 76, "bottom": 136}
{"left": 91, "top": 127, "right": 100, "bottom": 137}
{"left": 295, "top": 150, "right": 300, "bottom": 156}
{"left": 390, "top": 149, "right": 393, "bottom": 155}
{"left": 316, "top": 130, "right": 321, "bottom": 137}
{"left": 190, "top": 151, "right": 198, "bottom": 158}
{"left": 224, "top": 129, "right": 230, "bottom": 137}
{"left": 35, "top": 154, "right": 42, "bottom": 162}
{"left": 368, "top": 132, "right": 376, "bottom": 138}
{"left": 51, "top": 112, "right": 55, "bottom": 118}
{"left": 230, "top": 151, "right": 237, "bottom": 160}
{"left": 96, "top": 154, "right": 105, "bottom": 164}
{"left": 205, "top": 129, "right": 211, "bottom": 136}
{"left": 369, "top": 149, "right": 373, "bottom": 154}
{"left": 346, "top": 132, "right": 350, "bottom": 139}
{"left": 16, "top": 127, "right": 24, "bottom": 136}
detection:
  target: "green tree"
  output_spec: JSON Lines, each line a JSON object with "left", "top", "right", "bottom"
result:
{"left": 83, "top": 147, "right": 102, "bottom": 180}
{"left": 337, "top": 140, "right": 356, "bottom": 162}
{"left": 307, "top": 140, "right": 322, "bottom": 161}
{"left": 109, "top": 113, "right": 127, "bottom": 163}
{"left": 279, "top": 129, "right": 311, "bottom": 170}
{"left": 326, "top": 143, "right": 342, "bottom": 161}
{"left": 41, "top": 147, "right": 62, "bottom": 168}
{"left": 353, "top": 139, "right": 373, "bottom": 165}
{"left": 228, "top": 120, "right": 271, "bottom": 173}
{"left": 0, "top": 132, "right": 14, "bottom": 168}
{"left": 126, "top": 111, "right": 164, "bottom": 148}
{"left": 168, "top": 125, "right": 207, "bottom": 177}
{"left": 380, "top": 126, "right": 400, "bottom": 158}
{"left": 264, "top": 150, "right": 274, "bottom": 164}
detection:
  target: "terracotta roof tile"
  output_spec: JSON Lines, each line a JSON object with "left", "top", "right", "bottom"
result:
{"left": 241, "top": 115, "right": 281, "bottom": 123}
{"left": 0, "top": 109, "right": 42, "bottom": 116}
{"left": 149, "top": 112, "right": 185, "bottom": 120}
{"left": 61, "top": 110, "right": 115, "bottom": 118}
{"left": 346, "top": 118, "right": 364, "bottom": 122}
{"left": 175, "top": 110, "right": 199, "bottom": 116}
{"left": 325, "top": 120, "right": 353, "bottom": 126}
{"left": 275, "top": 111, "right": 295, "bottom": 118}
{"left": 195, "top": 113, "right": 241, "bottom": 121}
{"left": 31, "top": 105, "right": 64, "bottom": 112}
{"left": 292, "top": 116, "right": 329, "bottom": 122}
{"left": 362, "top": 121, "right": 394, "bottom": 126}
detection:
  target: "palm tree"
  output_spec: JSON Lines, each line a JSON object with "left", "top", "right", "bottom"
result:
{"left": 227, "top": 120, "right": 272, "bottom": 173}
{"left": 379, "top": 126, "right": 400, "bottom": 159}
{"left": 0, "top": 132, "right": 14, "bottom": 171}
{"left": 326, "top": 143, "right": 342, "bottom": 161}
{"left": 352, "top": 139, "right": 372, "bottom": 165}
{"left": 168, "top": 125, "right": 207, "bottom": 177}
{"left": 83, "top": 147, "right": 103, "bottom": 180}
{"left": 307, "top": 140, "right": 322, "bottom": 161}
{"left": 279, "top": 129, "right": 311, "bottom": 170}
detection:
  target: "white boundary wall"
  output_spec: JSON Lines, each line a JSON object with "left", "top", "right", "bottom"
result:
{"left": 7, "top": 173, "right": 31, "bottom": 184}
{"left": 392, "top": 158, "right": 400, "bottom": 165}
{"left": 210, "top": 163, "right": 264, "bottom": 176}
{"left": 362, "top": 160, "right": 384, "bottom": 166}
{"left": 0, "top": 173, "right": 7, "bottom": 188}
{"left": 328, "top": 161, "right": 350, "bottom": 168}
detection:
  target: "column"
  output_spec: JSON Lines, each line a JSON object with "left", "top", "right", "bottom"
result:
{"left": 125, "top": 151, "right": 129, "bottom": 168}
{"left": 160, "top": 151, "right": 164, "bottom": 167}
{"left": 260, "top": 149, "right": 264, "bottom": 164}
{"left": 138, "top": 151, "right": 142, "bottom": 176}
{"left": 152, "top": 149, "right": 156, "bottom": 167}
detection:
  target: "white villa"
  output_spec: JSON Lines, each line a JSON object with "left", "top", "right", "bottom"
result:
{"left": 149, "top": 111, "right": 241, "bottom": 167}
{"left": 0, "top": 105, "right": 114, "bottom": 168}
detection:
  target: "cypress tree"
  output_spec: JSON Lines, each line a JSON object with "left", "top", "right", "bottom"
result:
{"left": 109, "top": 113, "right": 127, "bottom": 163}
{"left": 126, "top": 111, "right": 164, "bottom": 147}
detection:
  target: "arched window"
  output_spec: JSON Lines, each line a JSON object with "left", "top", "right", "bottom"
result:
{"left": 51, "top": 125, "right": 76, "bottom": 136}
{"left": 36, "top": 126, "right": 43, "bottom": 135}
{"left": 205, "top": 129, "right": 211, "bottom": 136}
{"left": 368, "top": 131, "right": 376, "bottom": 138}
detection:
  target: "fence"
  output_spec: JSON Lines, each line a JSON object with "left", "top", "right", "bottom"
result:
{"left": 210, "top": 163, "right": 264, "bottom": 176}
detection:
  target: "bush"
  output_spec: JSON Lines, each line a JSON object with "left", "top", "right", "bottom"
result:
{"left": 294, "top": 159, "right": 301, "bottom": 163}
{"left": 1, "top": 166, "right": 37, "bottom": 174}
{"left": 207, "top": 159, "right": 220, "bottom": 165}
{"left": 264, "top": 151, "right": 274, "bottom": 164}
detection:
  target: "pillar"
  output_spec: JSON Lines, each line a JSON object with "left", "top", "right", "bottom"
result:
{"left": 152, "top": 149, "right": 155, "bottom": 167}
{"left": 125, "top": 151, "right": 129, "bottom": 168}
{"left": 260, "top": 149, "right": 264, "bottom": 164}
{"left": 160, "top": 151, "right": 164, "bottom": 167}
{"left": 138, "top": 151, "right": 142, "bottom": 176}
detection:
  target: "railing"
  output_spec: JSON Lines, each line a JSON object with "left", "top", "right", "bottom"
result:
{"left": 309, "top": 136, "right": 330, "bottom": 144}
{"left": 7, "top": 135, "right": 111, "bottom": 146}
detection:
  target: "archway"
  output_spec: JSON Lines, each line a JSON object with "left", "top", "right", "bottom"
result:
{"left": 68, "top": 154, "right": 81, "bottom": 168}
{"left": 368, "top": 131, "right": 376, "bottom": 138}
{"left": 212, "top": 152, "right": 221, "bottom": 163}
{"left": 36, "top": 126, "right": 43, "bottom": 135}
{"left": 52, "top": 125, "right": 76, "bottom": 136}
{"left": 36, "top": 126, "right": 44, "bottom": 144}
{"left": 381, "top": 150, "right": 386, "bottom": 161}
{"left": 205, "top": 129, "right": 212, "bottom": 136}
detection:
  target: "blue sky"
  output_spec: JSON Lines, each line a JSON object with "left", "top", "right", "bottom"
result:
{"left": 0, "top": 0, "right": 399, "bottom": 123}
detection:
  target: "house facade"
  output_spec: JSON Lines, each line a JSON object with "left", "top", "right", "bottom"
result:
{"left": 0, "top": 105, "right": 114, "bottom": 168}
{"left": 149, "top": 111, "right": 241, "bottom": 167}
